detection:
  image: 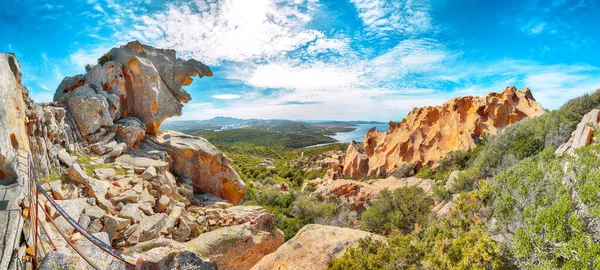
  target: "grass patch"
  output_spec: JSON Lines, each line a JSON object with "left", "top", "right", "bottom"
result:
{"left": 38, "top": 173, "right": 66, "bottom": 183}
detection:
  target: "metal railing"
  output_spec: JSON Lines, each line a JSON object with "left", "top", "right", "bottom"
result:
{"left": 19, "top": 149, "right": 138, "bottom": 269}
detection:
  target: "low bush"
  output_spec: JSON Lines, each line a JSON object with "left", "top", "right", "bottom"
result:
{"left": 361, "top": 187, "right": 434, "bottom": 234}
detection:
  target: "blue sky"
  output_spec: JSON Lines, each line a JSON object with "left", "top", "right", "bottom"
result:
{"left": 1, "top": 0, "right": 600, "bottom": 121}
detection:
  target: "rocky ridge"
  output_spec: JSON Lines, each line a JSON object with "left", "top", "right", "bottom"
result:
{"left": 0, "top": 42, "right": 272, "bottom": 269}
{"left": 328, "top": 87, "right": 545, "bottom": 179}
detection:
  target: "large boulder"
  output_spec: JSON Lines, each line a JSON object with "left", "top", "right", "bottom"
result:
{"left": 65, "top": 84, "right": 113, "bottom": 136}
{"left": 114, "top": 117, "right": 146, "bottom": 149}
{"left": 252, "top": 224, "right": 382, "bottom": 270}
{"left": 143, "top": 130, "right": 246, "bottom": 204}
{"left": 54, "top": 41, "right": 213, "bottom": 134}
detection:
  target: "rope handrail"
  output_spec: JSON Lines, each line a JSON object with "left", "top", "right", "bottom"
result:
{"left": 23, "top": 150, "right": 138, "bottom": 268}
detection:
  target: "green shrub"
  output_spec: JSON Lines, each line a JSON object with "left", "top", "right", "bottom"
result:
{"left": 390, "top": 163, "right": 415, "bottom": 178}
{"left": 329, "top": 235, "right": 423, "bottom": 270}
{"left": 492, "top": 147, "right": 600, "bottom": 268}
{"left": 432, "top": 184, "right": 450, "bottom": 201}
{"left": 361, "top": 187, "right": 434, "bottom": 234}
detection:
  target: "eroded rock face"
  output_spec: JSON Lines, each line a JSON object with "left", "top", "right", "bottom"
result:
{"left": 556, "top": 109, "right": 600, "bottom": 155}
{"left": 0, "top": 53, "right": 78, "bottom": 179}
{"left": 334, "top": 87, "right": 545, "bottom": 178}
{"left": 54, "top": 40, "right": 213, "bottom": 134}
{"left": 0, "top": 53, "right": 29, "bottom": 182}
{"left": 304, "top": 176, "right": 432, "bottom": 211}
{"left": 143, "top": 130, "right": 246, "bottom": 204}
{"left": 251, "top": 224, "right": 382, "bottom": 270}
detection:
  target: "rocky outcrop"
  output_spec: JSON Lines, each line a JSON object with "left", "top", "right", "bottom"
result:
{"left": 143, "top": 131, "right": 247, "bottom": 204}
{"left": 0, "top": 43, "right": 261, "bottom": 268}
{"left": 304, "top": 176, "right": 433, "bottom": 211}
{"left": 130, "top": 210, "right": 285, "bottom": 270}
{"left": 333, "top": 87, "right": 545, "bottom": 178}
{"left": 252, "top": 224, "right": 382, "bottom": 270}
{"left": 0, "top": 53, "right": 29, "bottom": 182}
{"left": 54, "top": 41, "right": 212, "bottom": 134}
{"left": 556, "top": 109, "right": 600, "bottom": 155}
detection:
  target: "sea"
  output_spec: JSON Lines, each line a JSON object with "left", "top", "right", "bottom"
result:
{"left": 332, "top": 123, "right": 389, "bottom": 143}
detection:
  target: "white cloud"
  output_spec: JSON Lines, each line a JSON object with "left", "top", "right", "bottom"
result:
{"left": 307, "top": 37, "right": 350, "bottom": 54}
{"left": 68, "top": 46, "right": 111, "bottom": 70}
{"left": 243, "top": 62, "right": 364, "bottom": 91}
{"left": 520, "top": 20, "right": 546, "bottom": 35}
{"left": 350, "top": 0, "right": 432, "bottom": 38}
{"left": 212, "top": 94, "right": 242, "bottom": 100}
{"left": 124, "top": 0, "right": 324, "bottom": 65}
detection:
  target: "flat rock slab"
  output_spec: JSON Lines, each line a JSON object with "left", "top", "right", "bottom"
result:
{"left": 115, "top": 154, "right": 169, "bottom": 171}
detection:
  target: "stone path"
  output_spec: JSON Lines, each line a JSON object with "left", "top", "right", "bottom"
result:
{"left": 0, "top": 181, "right": 24, "bottom": 270}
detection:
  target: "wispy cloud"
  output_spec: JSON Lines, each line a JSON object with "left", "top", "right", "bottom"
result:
{"left": 520, "top": 20, "right": 546, "bottom": 35}
{"left": 212, "top": 94, "right": 242, "bottom": 100}
{"left": 350, "top": 0, "right": 432, "bottom": 39}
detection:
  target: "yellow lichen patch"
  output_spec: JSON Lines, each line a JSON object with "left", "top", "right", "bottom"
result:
{"left": 182, "top": 76, "right": 193, "bottom": 86}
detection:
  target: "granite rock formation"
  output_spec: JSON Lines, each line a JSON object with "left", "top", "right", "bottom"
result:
{"left": 54, "top": 40, "right": 212, "bottom": 134}
{"left": 331, "top": 87, "right": 545, "bottom": 178}
{"left": 556, "top": 109, "right": 600, "bottom": 155}
{"left": 251, "top": 224, "right": 383, "bottom": 270}
{"left": 0, "top": 42, "right": 260, "bottom": 269}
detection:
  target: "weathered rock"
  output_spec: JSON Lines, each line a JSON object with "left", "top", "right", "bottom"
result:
{"left": 52, "top": 198, "right": 88, "bottom": 235}
{"left": 115, "top": 154, "right": 169, "bottom": 171}
{"left": 74, "top": 232, "right": 126, "bottom": 269}
{"left": 84, "top": 204, "right": 106, "bottom": 220}
{"left": 86, "top": 178, "right": 109, "bottom": 199}
{"left": 57, "top": 149, "right": 76, "bottom": 167}
{"left": 103, "top": 214, "right": 131, "bottom": 242}
{"left": 119, "top": 203, "right": 143, "bottom": 223}
{"left": 138, "top": 213, "right": 167, "bottom": 243}
{"left": 131, "top": 222, "right": 284, "bottom": 270}
{"left": 141, "top": 166, "right": 157, "bottom": 180}
{"left": 144, "top": 130, "right": 246, "bottom": 204}
{"left": 557, "top": 109, "right": 600, "bottom": 155}
{"left": 110, "top": 189, "right": 140, "bottom": 204}
{"left": 304, "top": 176, "right": 433, "bottom": 211}
{"left": 49, "top": 180, "right": 67, "bottom": 200}
{"left": 137, "top": 249, "right": 216, "bottom": 270}
{"left": 65, "top": 84, "right": 113, "bottom": 136}
{"left": 173, "top": 219, "right": 191, "bottom": 242}
{"left": 161, "top": 206, "right": 182, "bottom": 234}
{"left": 93, "top": 167, "right": 116, "bottom": 180}
{"left": 333, "top": 87, "right": 545, "bottom": 178}
{"left": 38, "top": 248, "right": 88, "bottom": 270}
{"left": 155, "top": 195, "right": 170, "bottom": 213}
{"left": 56, "top": 41, "right": 212, "bottom": 134}
{"left": 66, "top": 163, "right": 90, "bottom": 184}
{"left": 114, "top": 117, "right": 146, "bottom": 149}
{"left": 0, "top": 53, "right": 31, "bottom": 184}
{"left": 252, "top": 224, "right": 382, "bottom": 270}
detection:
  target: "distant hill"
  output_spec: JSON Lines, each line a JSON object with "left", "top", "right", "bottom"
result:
{"left": 162, "top": 117, "right": 385, "bottom": 134}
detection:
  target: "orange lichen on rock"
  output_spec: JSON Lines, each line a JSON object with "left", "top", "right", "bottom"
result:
{"left": 335, "top": 86, "right": 545, "bottom": 178}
